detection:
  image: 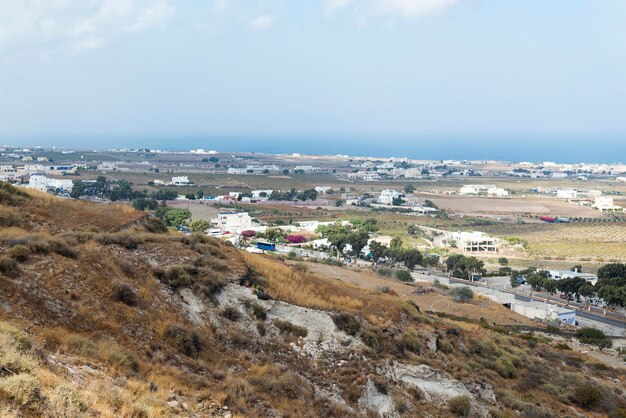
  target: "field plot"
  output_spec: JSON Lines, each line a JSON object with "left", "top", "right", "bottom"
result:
{"left": 482, "top": 222, "right": 626, "bottom": 261}
{"left": 421, "top": 195, "right": 602, "bottom": 218}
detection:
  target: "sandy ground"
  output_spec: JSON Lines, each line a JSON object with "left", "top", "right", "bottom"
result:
{"left": 300, "top": 262, "right": 533, "bottom": 325}
{"left": 420, "top": 195, "right": 603, "bottom": 217}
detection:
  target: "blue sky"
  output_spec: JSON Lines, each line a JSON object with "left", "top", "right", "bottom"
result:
{"left": 1, "top": 0, "right": 625, "bottom": 154}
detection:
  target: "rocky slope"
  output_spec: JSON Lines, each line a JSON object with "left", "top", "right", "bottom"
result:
{"left": 0, "top": 182, "right": 624, "bottom": 417}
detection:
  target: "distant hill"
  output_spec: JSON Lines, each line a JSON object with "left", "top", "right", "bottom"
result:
{"left": 0, "top": 182, "right": 624, "bottom": 417}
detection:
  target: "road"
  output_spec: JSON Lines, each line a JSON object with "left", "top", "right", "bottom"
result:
{"left": 447, "top": 277, "right": 626, "bottom": 332}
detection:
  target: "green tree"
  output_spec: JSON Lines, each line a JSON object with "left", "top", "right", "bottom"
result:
{"left": 190, "top": 219, "right": 210, "bottom": 233}
{"left": 498, "top": 257, "right": 509, "bottom": 266}
{"left": 402, "top": 248, "right": 423, "bottom": 271}
{"left": 162, "top": 208, "right": 191, "bottom": 227}
{"left": 509, "top": 276, "right": 521, "bottom": 292}
{"left": 369, "top": 241, "right": 387, "bottom": 266}
{"left": 403, "top": 184, "right": 415, "bottom": 194}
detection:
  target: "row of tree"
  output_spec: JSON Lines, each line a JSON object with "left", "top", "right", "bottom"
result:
{"left": 511, "top": 263, "right": 626, "bottom": 308}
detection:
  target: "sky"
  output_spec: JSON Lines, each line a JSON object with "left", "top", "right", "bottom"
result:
{"left": 0, "top": 0, "right": 625, "bottom": 160}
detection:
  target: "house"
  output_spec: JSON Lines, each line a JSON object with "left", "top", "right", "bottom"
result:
{"left": 294, "top": 166, "right": 321, "bottom": 173}
{"left": 315, "top": 186, "right": 332, "bottom": 194}
{"left": 379, "top": 189, "right": 404, "bottom": 205}
{"left": 171, "top": 176, "right": 191, "bottom": 186}
{"left": 511, "top": 301, "right": 576, "bottom": 325}
{"left": 363, "top": 172, "right": 381, "bottom": 181}
{"left": 459, "top": 184, "right": 508, "bottom": 196}
{"left": 556, "top": 189, "right": 578, "bottom": 199}
{"left": 593, "top": 196, "right": 623, "bottom": 212}
{"left": 251, "top": 190, "right": 273, "bottom": 200}
{"left": 452, "top": 231, "right": 498, "bottom": 253}
{"left": 211, "top": 212, "right": 253, "bottom": 232}
{"left": 26, "top": 175, "right": 74, "bottom": 193}
{"left": 227, "top": 167, "right": 248, "bottom": 174}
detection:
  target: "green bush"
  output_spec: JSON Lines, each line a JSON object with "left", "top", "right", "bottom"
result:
{"left": 377, "top": 268, "right": 393, "bottom": 277}
{"left": 494, "top": 358, "right": 517, "bottom": 378}
{"left": 572, "top": 383, "right": 601, "bottom": 409}
{"left": 395, "top": 270, "right": 412, "bottom": 282}
{"left": 448, "top": 395, "right": 471, "bottom": 416}
{"left": 449, "top": 287, "right": 474, "bottom": 303}
{"left": 576, "top": 327, "right": 612, "bottom": 349}
{"left": 332, "top": 313, "right": 361, "bottom": 336}
{"left": 247, "top": 302, "right": 267, "bottom": 321}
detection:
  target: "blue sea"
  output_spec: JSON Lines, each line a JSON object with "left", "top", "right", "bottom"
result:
{"left": 10, "top": 135, "right": 626, "bottom": 164}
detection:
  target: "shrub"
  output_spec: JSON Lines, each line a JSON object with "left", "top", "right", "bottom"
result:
{"left": 0, "top": 256, "right": 18, "bottom": 277}
{"left": 401, "top": 329, "right": 421, "bottom": 354}
{"left": 449, "top": 287, "right": 474, "bottom": 303}
{"left": 247, "top": 302, "right": 267, "bottom": 321}
{"left": 144, "top": 217, "right": 168, "bottom": 233}
{"left": 155, "top": 265, "right": 192, "bottom": 289}
{"left": 377, "top": 267, "right": 393, "bottom": 277}
{"left": 0, "top": 182, "right": 31, "bottom": 206}
{"left": 47, "top": 239, "right": 78, "bottom": 258}
{"left": 221, "top": 306, "right": 241, "bottom": 322}
{"left": 7, "top": 245, "right": 30, "bottom": 262}
{"left": 572, "top": 383, "right": 601, "bottom": 409}
{"left": 576, "top": 327, "right": 612, "bottom": 349}
{"left": 286, "top": 235, "right": 306, "bottom": 244}
{"left": 163, "top": 324, "right": 202, "bottom": 357}
{"left": 111, "top": 282, "right": 138, "bottom": 307}
{"left": 0, "top": 208, "right": 26, "bottom": 228}
{"left": 0, "top": 373, "right": 41, "bottom": 406}
{"left": 494, "top": 358, "right": 517, "bottom": 378}
{"left": 395, "top": 269, "right": 412, "bottom": 282}
{"left": 448, "top": 395, "right": 471, "bottom": 416}
{"left": 95, "top": 233, "right": 141, "bottom": 250}
{"left": 274, "top": 320, "right": 307, "bottom": 338}
{"left": 332, "top": 313, "right": 361, "bottom": 336}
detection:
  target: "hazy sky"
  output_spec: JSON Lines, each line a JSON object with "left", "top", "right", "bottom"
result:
{"left": 1, "top": 0, "right": 625, "bottom": 147}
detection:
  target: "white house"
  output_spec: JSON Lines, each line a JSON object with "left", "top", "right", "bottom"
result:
{"left": 27, "top": 175, "right": 74, "bottom": 193}
{"left": 556, "top": 189, "right": 578, "bottom": 199}
{"left": 593, "top": 196, "right": 623, "bottom": 212}
{"left": 378, "top": 189, "right": 404, "bottom": 205}
{"left": 171, "top": 176, "right": 191, "bottom": 186}
{"left": 616, "top": 176, "right": 626, "bottom": 183}
{"left": 363, "top": 172, "right": 381, "bottom": 181}
{"left": 451, "top": 231, "right": 498, "bottom": 253}
{"left": 210, "top": 212, "right": 253, "bottom": 232}
{"left": 459, "top": 184, "right": 508, "bottom": 196}
{"left": 511, "top": 301, "right": 576, "bottom": 325}
{"left": 251, "top": 190, "right": 273, "bottom": 200}
{"left": 546, "top": 270, "right": 597, "bottom": 284}
{"left": 294, "top": 166, "right": 321, "bottom": 172}
{"left": 315, "top": 186, "right": 332, "bottom": 194}
{"left": 227, "top": 167, "right": 249, "bottom": 174}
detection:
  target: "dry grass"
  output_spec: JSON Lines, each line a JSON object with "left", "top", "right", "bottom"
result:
{"left": 243, "top": 252, "right": 364, "bottom": 311}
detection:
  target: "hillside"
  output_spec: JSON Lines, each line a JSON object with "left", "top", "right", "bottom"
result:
{"left": 0, "top": 182, "right": 625, "bottom": 417}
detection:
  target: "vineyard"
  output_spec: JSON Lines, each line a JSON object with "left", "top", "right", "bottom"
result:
{"left": 482, "top": 222, "right": 626, "bottom": 261}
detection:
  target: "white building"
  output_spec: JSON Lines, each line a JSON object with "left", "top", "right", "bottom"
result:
{"left": 511, "top": 301, "right": 576, "bottom": 325}
{"left": 27, "top": 175, "right": 74, "bottom": 193}
{"left": 171, "top": 176, "right": 191, "bottom": 186}
{"left": 616, "top": 176, "right": 626, "bottom": 183}
{"left": 251, "top": 190, "right": 273, "bottom": 200}
{"left": 556, "top": 188, "right": 578, "bottom": 199}
{"left": 363, "top": 172, "right": 381, "bottom": 181}
{"left": 315, "top": 186, "right": 332, "bottom": 194}
{"left": 210, "top": 212, "right": 253, "bottom": 232}
{"left": 227, "top": 167, "right": 249, "bottom": 174}
{"left": 378, "top": 189, "right": 404, "bottom": 205}
{"left": 460, "top": 184, "right": 508, "bottom": 197}
{"left": 546, "top": 270, "right": 597, "bottom": 284}
{"left": 451, "top": 231, "right": 498, "bottom": 253}
{"left": 294, "top": 166, "right": 321, "bottom": 172}
{"left": 593, "top": 196, "right": 623, "bottom": 212}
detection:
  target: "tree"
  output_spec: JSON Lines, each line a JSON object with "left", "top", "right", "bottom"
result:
{"left": 556, "top": 277, "right": 587, "bottom": 305}
{"left": 509, "top": 276, "right": 521, "bottom": 292}
{"left": 162, "top": 208, "right": 191, "bottom": 227}
{"left": 286, "top": 235, "right": 307, "bottom": 244}
{"left": 404, "top": 184, "right": 415, "bottom": 194}
{"left": 264, "top": 228, "right": 284, "bottom": 243}
{"left": 190, "top": 219, "right": 210, "bottom": 233}
{"left": 392, "top": 197, "right": 405, "bottom": 206}
{"left": 208, "top": 156, "right": 219, "bottom": 163}
{"left": 347, "top": 231, "right": 370, "bottom": 258}
{"left": 401, "top": 248, "right": 423, "bottom": 271}
{"left": 395, "top": 270, "right": 412, "bottom": 282}
{"left": 498, "top": 257, "right": 509, "bottom": 266}
{"left": 369, "top": 241, "right": 387, "bottom": 266}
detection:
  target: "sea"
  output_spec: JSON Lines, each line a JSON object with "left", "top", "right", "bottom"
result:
{"left": 8, "top": 136, "right": 626, "bottom": 164}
